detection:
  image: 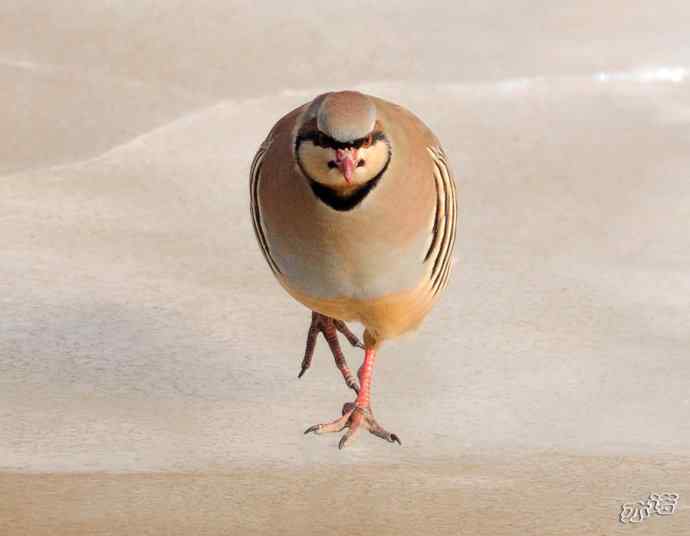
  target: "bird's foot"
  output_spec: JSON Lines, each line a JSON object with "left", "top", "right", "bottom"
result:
{"left": 299, "top": 312, "right": 363, "bottom": 393}
{"left": 305, "top": 402, "right": 401, "bottom": 449}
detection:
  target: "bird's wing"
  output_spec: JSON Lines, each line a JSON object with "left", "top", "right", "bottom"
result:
{"left": 423, "top": 145, "right": 458, "bottom": 296}
{"left": 249, "top": 135, "right": 282, "bottom": 275}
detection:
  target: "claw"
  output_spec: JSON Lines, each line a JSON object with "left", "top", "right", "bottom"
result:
{"left": 337, "top": 409, "right": 363, "bottom": 449}
{"left": 338, "top": 410, "right": 362, "bottom": 450}
{"left": 298, "top": 367, "right": 308, "bottom": 379}
{"left": 306, "top": 407, "right": 400, "bottom": 448}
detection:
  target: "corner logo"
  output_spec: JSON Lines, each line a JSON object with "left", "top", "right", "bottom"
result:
{"left": 619, "top": 493, "right": 679, "bottom": 524}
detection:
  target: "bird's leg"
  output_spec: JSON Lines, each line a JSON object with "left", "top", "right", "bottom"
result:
{"left": 298, "top": 311, "right": 362, "bottom": 393}
{"left": 305, "top": 343, "right": 401, "bottom": 449}
{"left": 333, "top": 319, "right": 365, "bottom": 349}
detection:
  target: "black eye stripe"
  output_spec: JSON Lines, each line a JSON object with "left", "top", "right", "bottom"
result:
{"left": 297, "top": 131, "right": 386, "bottom": 151}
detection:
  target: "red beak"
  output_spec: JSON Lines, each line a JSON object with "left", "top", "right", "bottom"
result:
{"left": 335, "top": 149, "right": 356, "bottom": 184}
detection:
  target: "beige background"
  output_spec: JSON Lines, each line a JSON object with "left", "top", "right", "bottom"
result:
{"left": 1, "top": 1, "right": 689, "bottom": 534}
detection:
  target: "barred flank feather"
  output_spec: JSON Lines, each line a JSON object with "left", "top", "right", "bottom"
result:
{"left": 249, "top": 138, "right": 281, "bottom": 275}
{"left": 425, "top": 146, "right": 457, "bottom": 296}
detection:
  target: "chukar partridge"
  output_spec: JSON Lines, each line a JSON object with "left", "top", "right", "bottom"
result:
{"left": 250, "top": 90, "right": 457, "bottom": 448}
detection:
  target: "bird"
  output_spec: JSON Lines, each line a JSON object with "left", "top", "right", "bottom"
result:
{"left": 249, "top": 90, "right": 457, "bottom": 449}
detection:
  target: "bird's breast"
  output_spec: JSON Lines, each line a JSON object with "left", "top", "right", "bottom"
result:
{"left": 270, "top": 206, "right": 431, "bottom": 303}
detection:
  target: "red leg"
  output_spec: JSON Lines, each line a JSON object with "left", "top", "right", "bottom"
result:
{"left": 355, "top": 347, "right": 375, "bottom": 407}
{"left": 305, "top": 344, "right": 400, "bottom": 449}
{"left": 333, "top": 320, "right": 365, "bottom": 349}
{"left": 298, "top": 312, "right": 360, "bottom": 393}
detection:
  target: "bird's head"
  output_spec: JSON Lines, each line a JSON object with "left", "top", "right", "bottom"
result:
{"left": 295, "top": 91, "right": 391, "bottom": 195}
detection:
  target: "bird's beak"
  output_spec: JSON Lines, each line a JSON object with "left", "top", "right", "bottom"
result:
{"left": 335, "top": 149, "right": 356, "bottom": 184}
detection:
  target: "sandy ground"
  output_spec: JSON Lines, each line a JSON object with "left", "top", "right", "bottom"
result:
{"left": 2, "top": 452, "right": 689, "bottom": 535}
{"left": 2, "top": 1, "right": 690, "bottom": 534}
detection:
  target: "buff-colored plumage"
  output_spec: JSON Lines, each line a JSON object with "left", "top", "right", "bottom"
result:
{"left": 251, "top": 91, "right": 456, "bottom": 346}
{"left": 249, "top": 90, "right": 457, "bottom": 447}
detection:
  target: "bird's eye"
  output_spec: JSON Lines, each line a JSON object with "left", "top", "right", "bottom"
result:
{"left": 328, "top": 161, "right": 337, "bottom": 169}
{"left": 361, "top": 134, "right": 373, "bottom": 148}
{"left": 357, "top": 159, "right": 365, "bottom": 167}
